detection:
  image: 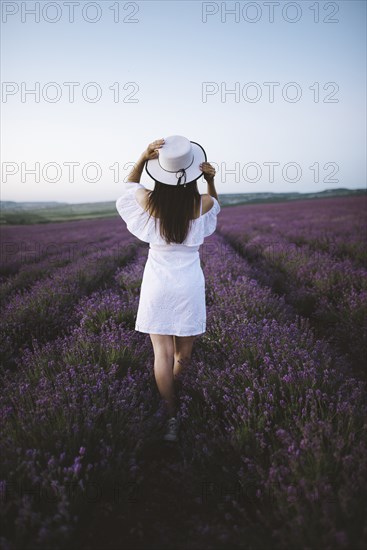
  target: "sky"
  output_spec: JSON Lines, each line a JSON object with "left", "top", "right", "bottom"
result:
{"left": 1, "top": 0, "right": 366, "bottom": 203}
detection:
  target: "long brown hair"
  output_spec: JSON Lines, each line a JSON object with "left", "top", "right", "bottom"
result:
{"left": 144, "top": 180, "right": 201, "bottom": 244}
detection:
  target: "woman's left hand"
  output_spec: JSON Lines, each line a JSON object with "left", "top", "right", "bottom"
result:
{"left": 142, "top": 138, "right": 165, "bottom": 161}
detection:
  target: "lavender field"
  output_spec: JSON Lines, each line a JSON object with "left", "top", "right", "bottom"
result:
{"left": 0, "top": 195, "right": 366, "bottom": 550}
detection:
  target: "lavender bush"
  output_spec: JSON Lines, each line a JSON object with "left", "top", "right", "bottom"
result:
{"left": 216, "top": 195, "right": 367, "bottom": 375}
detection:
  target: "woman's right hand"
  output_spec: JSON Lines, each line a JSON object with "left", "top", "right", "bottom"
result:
{"left": 142, "top": 138, "right": 165, "bottom": 161}
{"left": 199, "top": 162, "right": 216, "bottom": 183}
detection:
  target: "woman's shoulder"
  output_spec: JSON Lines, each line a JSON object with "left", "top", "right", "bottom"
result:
{"left": 135, "top": 187, "right": 149, "bottom": 211}
{"left": 201, "top": 194, "right": 220, "bottom": 215}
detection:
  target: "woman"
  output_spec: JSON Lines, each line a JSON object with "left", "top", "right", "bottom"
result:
{"left": 116, "top": 135, "right": 221, "bottom": 442}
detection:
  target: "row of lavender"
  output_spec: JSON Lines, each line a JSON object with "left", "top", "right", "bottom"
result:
{"left": 0, "top": 218, "right": 136, "bottom": 307}
{"left": 216, "top": 196, "right": 367, "bottom": 375}
{"left": 0, "top": 222, "right": 140, "bottom": 370}
{"left": 1, "top": 227, "right": 366, "bottom": 549}
{"left": 0, "top": 241, "right": 154, "bottom": 549}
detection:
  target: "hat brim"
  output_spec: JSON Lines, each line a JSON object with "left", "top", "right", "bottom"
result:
{"left": 145, "top": 141, "right": 207, "bottom": 185}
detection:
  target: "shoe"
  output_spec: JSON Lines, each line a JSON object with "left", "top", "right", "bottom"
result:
{"left": 163, "top": 416, "right": 178, "bottom": 442}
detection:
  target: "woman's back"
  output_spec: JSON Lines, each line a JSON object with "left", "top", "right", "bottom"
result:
{"left": 116, "top": 182, "right": 220, "bottom": 247}
{"left": 136, "top": 190, "right": 215, "bottom": 220}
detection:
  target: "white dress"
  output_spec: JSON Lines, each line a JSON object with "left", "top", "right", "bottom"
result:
{"left": 115, "top": 181, "right": 221, "bottom": 336}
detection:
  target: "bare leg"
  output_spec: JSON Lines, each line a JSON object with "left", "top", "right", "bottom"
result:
{"left": 150, "top": 334, "right": 176, "bottom": 418}
{"left": 173, "top": 335, "right": 197, "bottom": 379}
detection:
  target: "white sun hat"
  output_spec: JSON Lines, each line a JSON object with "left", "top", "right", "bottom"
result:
{"left": 145, "top": 135, "right": 207, "bottom": 187}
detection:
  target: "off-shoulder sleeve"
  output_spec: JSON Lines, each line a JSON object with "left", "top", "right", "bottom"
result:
{"left": 202, "top": 196, "right": 221, "bottom": 238}
{"left": 115, "top": 182, "right": 155, "bottom": 243}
